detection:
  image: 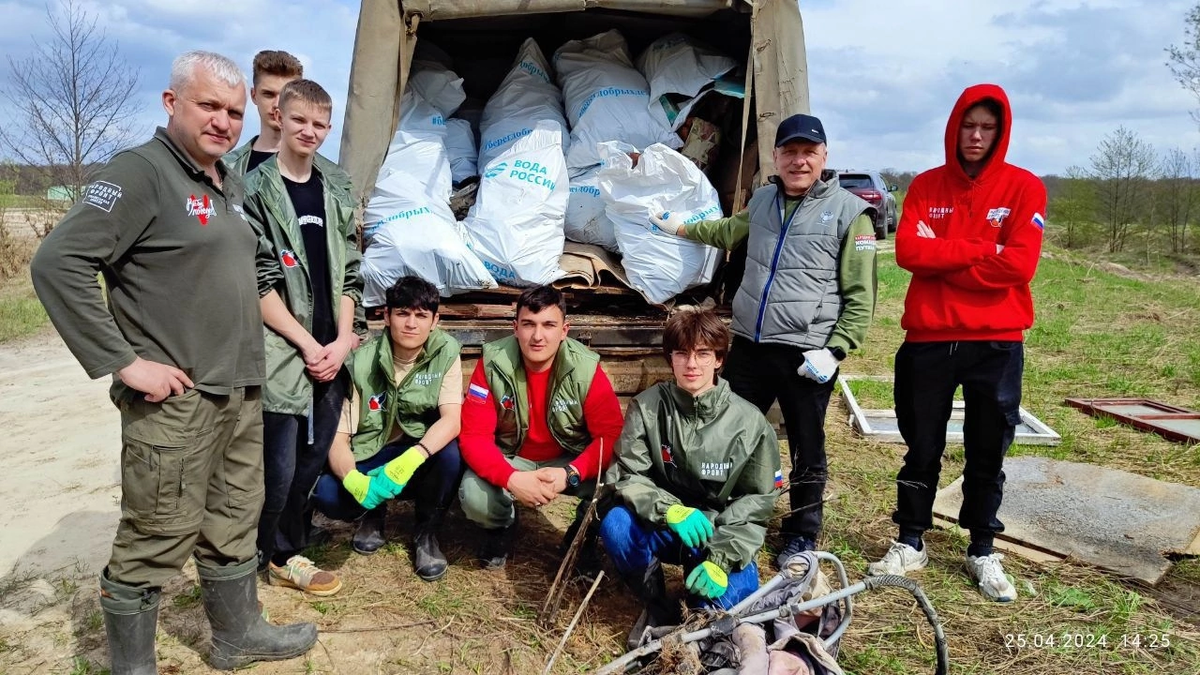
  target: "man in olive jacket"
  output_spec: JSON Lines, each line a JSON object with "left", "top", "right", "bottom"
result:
{"left": 244, "top": 80, "right": 362, "bottom": 596}
{"left": 602, "top": 309, "right": 782, "bottom": 646}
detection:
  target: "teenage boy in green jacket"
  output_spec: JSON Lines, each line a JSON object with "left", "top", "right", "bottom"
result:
{"left": 311, "top": 276, "right": 464, "bottom": 582}
{"left": 245, "top": 79, "right": 362, "bottom": 596}
{"left": 602, "top": 308, "right": 782, "bottom": 646}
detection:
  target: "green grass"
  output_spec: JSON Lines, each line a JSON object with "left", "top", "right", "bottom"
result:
{"left": 0, "top": 193, "right": 48, "bottom": 209}
{"left": 0, "top": 275, "right": 49, "bottom": 342}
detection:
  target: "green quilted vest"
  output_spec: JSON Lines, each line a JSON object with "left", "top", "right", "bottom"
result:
{"left": 482, "top": 336, "right": 599, "bottom": 457}
{"left": 348, "top": 329, "right": 460, "bottom": 461}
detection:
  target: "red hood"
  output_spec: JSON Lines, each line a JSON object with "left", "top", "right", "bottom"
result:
{"left": 944, "top": 83, "right": 1011, "bottom": 184}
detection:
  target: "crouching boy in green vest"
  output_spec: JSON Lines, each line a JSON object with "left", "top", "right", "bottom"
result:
{"left": 310, "top": 276, "right": 464, "bottom": 581}
{"left": 458, "top": 286, "right": 625, "bottom": 570}
{"left": 601, "top": 308, "right": 782, "bottom": 647}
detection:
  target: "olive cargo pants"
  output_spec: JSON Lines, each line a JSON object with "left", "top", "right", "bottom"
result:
{"left": 106, "top": 386, "right": 265, "bottom": 589}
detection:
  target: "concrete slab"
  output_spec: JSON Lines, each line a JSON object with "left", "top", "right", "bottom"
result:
{"left": 932, "top": 456, "right": 1200, "bottom": 584}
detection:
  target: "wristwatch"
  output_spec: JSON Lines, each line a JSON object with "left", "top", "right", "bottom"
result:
{"left": 828, "top": 346, "right": 847, "bottom": 361}
{"left": 564, "top": 464, "right": 582, "bottom": 489}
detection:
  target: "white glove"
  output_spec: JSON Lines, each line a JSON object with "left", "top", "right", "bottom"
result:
{"left": 798, "top": 348, "right": 841, "bottom": 384}
{"left": 649, "top": 210, "right": 687, "bottom": 237}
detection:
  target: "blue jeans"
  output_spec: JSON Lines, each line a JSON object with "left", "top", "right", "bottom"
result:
{"left": 600, "top": 505, "right": 760, "bottom": 610}
{"left": 312, "top": 438, "right": 463, "bottom": 522}
{"left": 258, "top": 377, "right": 346, "bottom": 567}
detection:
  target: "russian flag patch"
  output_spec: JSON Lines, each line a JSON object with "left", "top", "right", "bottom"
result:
{"left": 468, "top": 383, "right": 489, "bottom": 403}
{"left": 774, "top": 470, "right": 785, "bottom": 489}
{"left": 1032, "top": 212, "right": 1045, "bottom": 230}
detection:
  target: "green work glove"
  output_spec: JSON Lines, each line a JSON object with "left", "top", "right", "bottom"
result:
{"left": 343, "top": 469, "right": 395, "bottom": 510}
{"left": 665, "top": 504, "right": 714, "bottom": 548}
{"left": 685, "top": 561, "right": 729, "bottom": 599}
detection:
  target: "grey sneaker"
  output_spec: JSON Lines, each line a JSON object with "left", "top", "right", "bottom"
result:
{"left": 966, "top": 553, "right": 1017, "bottom": 602}
{"left": 867, "top": 541, "right": 928, "bottom": 577}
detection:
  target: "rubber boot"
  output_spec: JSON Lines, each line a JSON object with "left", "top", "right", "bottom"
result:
{"left": 352, "top": 506, "right": 386, "bottom": 555}
{"left": 479, "top": 511, "right": 519, "bottom": 570}
{"left": 621, "top": 562, "right": 679, "bottom": 651}
{"left": 98, "top": 571, "right": 160, "bottom": 675}
{"left": 413, "top": 506, "right": 449, "bottom": 582}
{"left": 197, "top": 558, "right": 318, "bottom": 670}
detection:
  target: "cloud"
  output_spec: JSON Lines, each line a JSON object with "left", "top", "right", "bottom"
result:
{"left": 1, "top": 0, "right": 1198, "bottom": 174}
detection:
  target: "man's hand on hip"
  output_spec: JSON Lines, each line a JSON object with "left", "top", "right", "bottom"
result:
{"left": 507, "top": 470, "right": 558, "bottom": 507}
{"left": 117, "top": 357, "right": 194, "bottom": 402}
{"left": 798, "top": 348, "right": 841, "bottom": 384}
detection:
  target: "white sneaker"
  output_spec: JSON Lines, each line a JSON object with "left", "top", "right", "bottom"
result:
{"left": 867, "top": 541, "right": 928, "bottom": 577}
{"left": 966, "top": 553, "right": 1017, "bottom": 603}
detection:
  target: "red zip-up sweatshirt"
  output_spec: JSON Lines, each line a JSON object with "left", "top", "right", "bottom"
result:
{"left": 895, "top": 83, "right": 1047, "bottom": 343}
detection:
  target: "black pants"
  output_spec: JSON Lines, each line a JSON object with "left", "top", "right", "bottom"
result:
{"left": 892, "top": 341, "right": 1024, "bottom": 539}
{"left": 724, "top": 336, "right": 835, "bottom": 539}
{"left": 258, "top": 376, "right": 347, "bottom": 567}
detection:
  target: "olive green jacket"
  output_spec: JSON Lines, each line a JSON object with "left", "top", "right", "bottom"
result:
{"left": 245, "top": 156, "right": 363, "bottom": 415}
{"left": 225, "top": 138, "right": 349, "bottom": 190}
{"left": 607, "top": 379, "right": 782, "bottom": 572}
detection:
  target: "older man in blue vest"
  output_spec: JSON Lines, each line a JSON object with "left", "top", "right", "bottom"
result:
{"left": 654, "top": 113, "right": 878, "bottom": 563}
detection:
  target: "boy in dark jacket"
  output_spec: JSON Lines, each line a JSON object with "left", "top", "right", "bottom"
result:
{"left": 602, "top": 309, "right": 781, "bottom": 645}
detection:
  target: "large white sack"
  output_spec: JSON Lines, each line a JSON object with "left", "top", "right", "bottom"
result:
{"left": 363, "top": 91, "right": 452, "bottom": 244}
{"left": 554, "top": 30, "right": 680, "bottom": 173}
{"left": 479, "top": 38, "right": 569, "bottom": 169}
{"left": 597, "top": 141, "right": 721, "bottom": 305}
{"left": 464, "top": 121, "right": 569, "bottom": 287}
{"left": 408, "top": 61, "right": 466, "bottom": 118}
{"left": 445, "top": 118, "right": 478, "bottom": 184}
{"left": 362, "top": 91, "right": 494, "bottom": 300}
{"left": 361, "top": 219, "right": 495, "bottom": 302}
{"left": 564, "top": 167, "right": 617, "bottom": 251}
{"left": 636, "top": 33, "right": 736, "bottom": 131}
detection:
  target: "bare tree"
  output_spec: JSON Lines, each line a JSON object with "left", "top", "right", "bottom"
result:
{"left": 0, "top": 0, "right": 140, "bottom": 204}
{"left": 1088, "top": 126, "right": 1157, "bottom": 253}
{"left": 1167, "top": 3, "right": 1200, "bottom": 124}
{"left": 1049, "top": 166, "right": 1093, "bottom": 249}
{"left": 1153, "top": 148, "right": 1198, "bottom": 254}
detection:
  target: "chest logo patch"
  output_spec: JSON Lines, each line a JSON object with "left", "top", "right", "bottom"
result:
{"left": 413, "top": 371, "right": 441, "bottom": 387}
{"left": 280, "top": 249, "right": 299, "bottom": 268}
{"left": 550, "top": 397, "right": 579, "bottom": 413}
{"left": 500, "top": 394, "right": 514, "bottom": 411}
{"left": 928, "top": 206, "right": 953, "bottom": 219}
{"left": 187, "top": 194, "right": 216, "bottom": 225}
{"left": 660, "top": 444, "right": 675, "bottom": 466}
{"left": 986, "top": 207, "right": 1011, "bottom": 228}
{"left": 368, "top": 393, "right": 386, "bottom": 413}
{"left": 820, "top": 210, "right": 834, "bottom": 223}
{"left": 700, "top": 461, "right": 733, "bottom": 478}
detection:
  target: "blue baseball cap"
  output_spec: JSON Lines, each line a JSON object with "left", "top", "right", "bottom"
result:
{"left": 775, "top": 113, "right": 827, "bottom": 147}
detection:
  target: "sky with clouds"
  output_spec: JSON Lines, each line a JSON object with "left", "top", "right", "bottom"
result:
{"left": 1, "top": 0, "right": 1197, "bottom": 176}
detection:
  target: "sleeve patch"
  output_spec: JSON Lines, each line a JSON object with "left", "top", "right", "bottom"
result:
{"left": 1032, "top": 212, "right": 1045, "bottom": 230}
{"left": 82, "top": 181, "right": 123, "bottom": 212}
{"left": 854, "top": 233, "right": 877, "bottom": 251}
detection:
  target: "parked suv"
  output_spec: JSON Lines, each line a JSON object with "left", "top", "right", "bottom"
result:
{"left": 838, "top": 171, "right": 898, "bottom": 239}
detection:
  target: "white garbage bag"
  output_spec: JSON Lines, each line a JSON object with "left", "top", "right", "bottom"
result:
{"left": 463, "top": 121, "right": 569, "bottom": 287}
{"left": 597, "top": 141, "right": 721, "bottom": 304}
{"left": 564, "top": 167, "right": 617, "bottom": 251}
{"left": 636, "top": 33, "right": 736, "bottom": 131}
{"left": 445, "top": 118, "right": 478, "bottom": 184}
{"left": 479, "top": 38, "right": 569, "bottom": 170}
{"left": 361, "top": 91, "right": 494, "bottom": 301}
{"left": 554, "top": 30, "right": 680, "bottom": 174}
{"left": 408, "top": 60, "right": 466, "bottom": 118}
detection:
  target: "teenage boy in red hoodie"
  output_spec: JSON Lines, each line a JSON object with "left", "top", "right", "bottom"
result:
{"left": 459, "top": 285, "right": 624, "bottom": 571}
{"left": 867, "top": 84, "right": 1046, "bottom": 603}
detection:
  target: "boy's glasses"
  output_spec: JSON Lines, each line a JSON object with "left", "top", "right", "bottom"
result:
{"left": 670, "top": 349, "right": 717, "bottom": 365}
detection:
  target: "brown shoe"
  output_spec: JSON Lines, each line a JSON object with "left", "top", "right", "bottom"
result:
{"left": 267, "top": 556, "right": 343, "bottom": 596}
